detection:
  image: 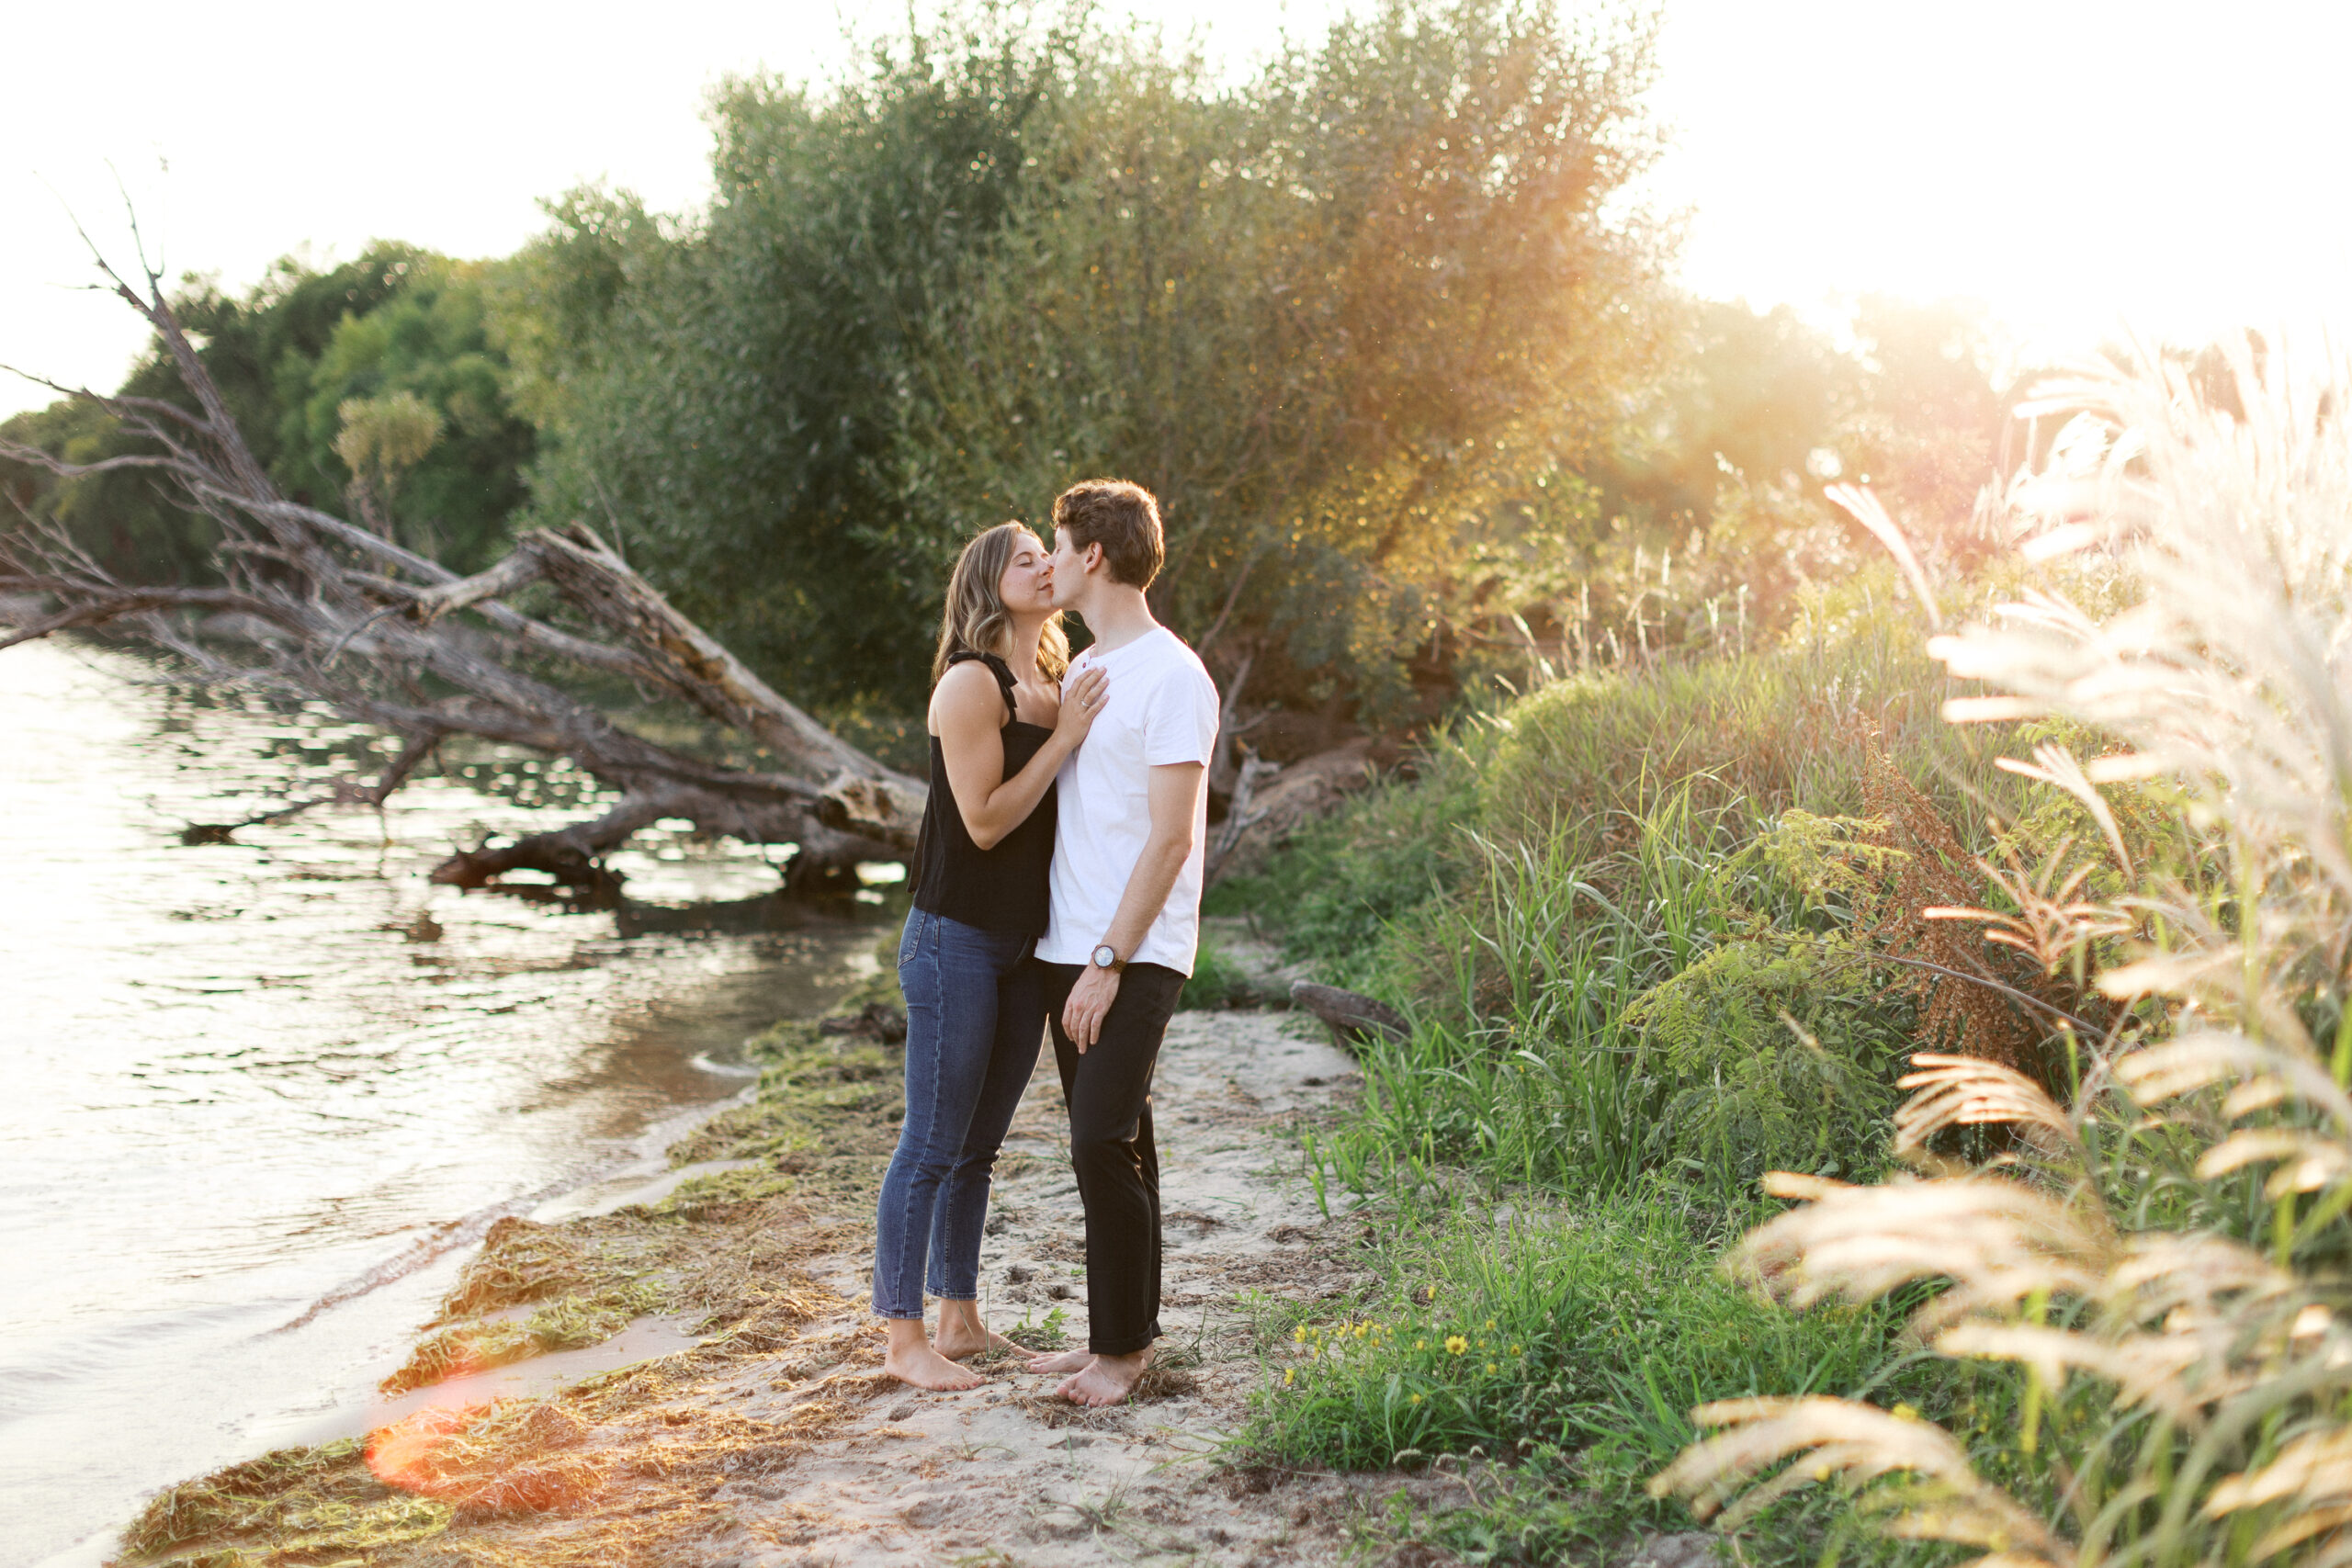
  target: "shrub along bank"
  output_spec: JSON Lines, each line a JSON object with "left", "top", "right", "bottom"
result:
{"left": 1236, "top": 354, "right": 2352, "bottom": 1568}
{"left": 1221, "top": 585, "right": 2047, "bottom": 1563}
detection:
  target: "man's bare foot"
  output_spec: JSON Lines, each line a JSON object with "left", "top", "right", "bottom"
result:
{"left": 882, "top": 1340, "right": 983, "bottom": 1392}
{"left": 1057, "top": 1348, "right": 1151, "bottom": 1407}
{"left": 1023, "top": 1347, "right": 1093, "bottom": 1375}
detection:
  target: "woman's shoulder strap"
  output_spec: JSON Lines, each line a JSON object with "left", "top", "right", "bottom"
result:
{"left": 944, "top": 649, "right": 1018, "bottom": 718}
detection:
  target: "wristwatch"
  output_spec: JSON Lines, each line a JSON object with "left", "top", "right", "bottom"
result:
{"left": 1090, "top": 943, "right": 1125, "bottom": 973}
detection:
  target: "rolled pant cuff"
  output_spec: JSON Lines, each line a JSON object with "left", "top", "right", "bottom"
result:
{"left": 1088, "top": 1322, "right": 1161, "bottom": 1357}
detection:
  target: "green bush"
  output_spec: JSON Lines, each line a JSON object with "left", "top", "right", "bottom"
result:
{"left": 1246, "top": 593, "right": 2027, "bottom": 1201}
{"left": 1471, "top": 590, "right": 1973, "bottom": 852}
{"left": 1624, "top": 939, "right": 1906, "bottom": 1193}
{"left": 1233, "top": 598, "right": 2026, "bottom": 1562}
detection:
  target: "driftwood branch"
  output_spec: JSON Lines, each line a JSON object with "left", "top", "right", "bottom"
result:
{"left": 1206, "top": 647, "right": 1257, "bottom": 801}
{"left": 1205, "top": 737, "right": 1388, "bottom": 886}
{"left": 1290, "top": 981, "right": 1410, "bottom": 1048}
{"left": 1205, "top": 747, "right": 1280, "bottom": 884}
{"left": 1, "top": 244, "right": 927, "bottom": 890}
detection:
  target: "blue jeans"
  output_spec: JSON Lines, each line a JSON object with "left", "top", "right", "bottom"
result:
{"left": 872, "top": 908, "right": 1046, "bottom": 1318}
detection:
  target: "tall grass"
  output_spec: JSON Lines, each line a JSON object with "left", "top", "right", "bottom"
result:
{"left": 1272, "top": 591, "right": 2025, "bottom": 1207}
{"left": 1233, "top": 363, "right": 2352, "bottom": 1563}
{"left": 1216, "top": 576, "right": 1986, "bottom": 995}
{"left": 1652, "top": 351, "right": 2352, "bottom": 1567}
{"left": 1314, "top": 788, "right": 1920, "bottom": 1205}
{"left": 1239, "top": 591, "right": 2047, "bottom": 1562}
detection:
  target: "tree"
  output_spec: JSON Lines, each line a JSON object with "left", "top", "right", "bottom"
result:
{"left": 514, "top": 10, "right": 1079, "bottom": 713}
{"left": 516, "top": 0, "right": 1669, "bottom": 724}
{"left": 4, "top": 245, "right": 535, "bottom": 581}
{"left": 284, "top": 256, "right": 537, "bottom": 570}
{"left": 886, "top": 0, "right": 1671, "bottom": 719}
{"left": 1, "top": 240, "right": 923, "bottom": 891}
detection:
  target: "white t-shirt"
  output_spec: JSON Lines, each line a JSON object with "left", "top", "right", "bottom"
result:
{"left": 1038, "top": 626, "right": 1222, "bottom": 976}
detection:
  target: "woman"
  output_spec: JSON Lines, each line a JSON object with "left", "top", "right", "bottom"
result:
{"left": 876, "top": 521, "right": 1108, "bottom": 1391}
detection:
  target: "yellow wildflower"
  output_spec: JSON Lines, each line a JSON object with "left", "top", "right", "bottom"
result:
{"left": 1409, "top": 1393, "right": 1423, "bottom": 1404}
{"left": 1445, "top": 1336, "right": 1469, "bottom": 1356}
{"left": 1486, "top": 1362, "right": 1498, "bottom": 1374}
{"left": 1293, "top": 1325, "right": 1306, "bottom": 1343}
{"left": 1283, "top": 1367, "right": 1295, "bottom": 1387}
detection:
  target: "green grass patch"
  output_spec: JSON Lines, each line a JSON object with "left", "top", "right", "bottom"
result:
{"left": 1301, "top": 789, "right": 1919, "bottom": 1207}
{"left": 1221, "top": 600, "right": 2050, "bottom": 1562}
{"left": 1238, "top": 1195, "right": 1947, "bottom": 1565}
{"left": 663, "top": 1019, "right": 902, "bottom": 1203}
{"left": 1243, "top": 1196, "right": 1903, "bottom": 1472}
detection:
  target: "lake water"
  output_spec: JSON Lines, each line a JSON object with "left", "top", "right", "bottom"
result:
{"left": 0, "top": 638, "right": 889, "bottom": 1565}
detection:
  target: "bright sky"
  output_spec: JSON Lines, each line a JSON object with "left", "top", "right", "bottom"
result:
{"left": 6, "top": 0, "right": 2348, "bottom": 422}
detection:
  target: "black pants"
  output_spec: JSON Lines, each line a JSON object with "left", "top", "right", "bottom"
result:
{"left": 1037, "top": 959, "right": 1186, "bottom": 1356}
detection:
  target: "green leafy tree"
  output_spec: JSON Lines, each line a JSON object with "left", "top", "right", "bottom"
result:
{"left": 516, "top": 0, "right": 1668, "bottom": 717}
{"left": 286, "top": 257, "right": 535, "bottom": 568}
{"left": 514, "top": 12, "right": 1076, "bottom": 711}
{"left": 887, "top": 0, "right": 1668, "bottom": 716}
{"left": 333, "top": 389, "right": 442, "bottom": 536}
{"left": 5, "top": 245, "right": 532, "bottom": 577}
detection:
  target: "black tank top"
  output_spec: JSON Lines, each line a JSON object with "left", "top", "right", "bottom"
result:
{"left": 910, "top": 651, "right": 1056, "bottom": 936}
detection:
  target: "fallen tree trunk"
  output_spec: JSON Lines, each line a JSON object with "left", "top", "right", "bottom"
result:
{"left": 1204, "top": 737, "right": 1391, "bottom": 886}
{"left": 0, "top": 235, "right": 924, "bottom": 889}
{"left": 1290, "top": 981, "right": 1410, "bottom": 1048}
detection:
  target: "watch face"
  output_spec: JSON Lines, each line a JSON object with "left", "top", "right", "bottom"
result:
{"left": 1092, "top": 945, "right": 1116, "bottom": 968}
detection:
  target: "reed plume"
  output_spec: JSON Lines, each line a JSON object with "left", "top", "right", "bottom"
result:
{"left": 1654, "top": 344, "right": 2352, "bottom": 1567}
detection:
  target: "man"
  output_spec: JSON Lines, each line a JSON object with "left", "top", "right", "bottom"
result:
{"left": 1023, "top": 479, "right": 1219, "bottom": 1407}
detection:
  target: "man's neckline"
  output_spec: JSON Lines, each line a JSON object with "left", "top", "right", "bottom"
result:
{"left": 1082, "top": 624, "right": 1169, "bottom": 660}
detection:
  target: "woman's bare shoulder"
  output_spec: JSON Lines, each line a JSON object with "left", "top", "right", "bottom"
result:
{"left": 930, "top": 660, "right": 1006, "bottom": 728}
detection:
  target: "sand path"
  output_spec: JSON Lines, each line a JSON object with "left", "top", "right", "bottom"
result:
{"left": 622, "top": 1009, "right": 1423, "bottom": 1567}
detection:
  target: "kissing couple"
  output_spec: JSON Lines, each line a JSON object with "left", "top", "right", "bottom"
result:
{"left": 870, "top": 478, "right": 1219, "bottom": 1407}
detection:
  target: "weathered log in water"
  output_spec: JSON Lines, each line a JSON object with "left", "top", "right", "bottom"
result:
{"left": 0, "top": 241, "right": 923, "bottom": 888}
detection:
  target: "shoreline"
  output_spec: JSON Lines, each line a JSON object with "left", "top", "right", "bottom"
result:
{"left": 99, "top": 975, "right": 1432, "bottom": 1566}
{"left": 30, "top": 1028, "right": 803, "bottom": 1568}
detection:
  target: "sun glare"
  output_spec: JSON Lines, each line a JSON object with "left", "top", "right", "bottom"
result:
{"left": 6, "top": 1, "right": 2346, "bottom": 419}
{"left": 1645, "top": 0, "right": 2352, "bottom": 359}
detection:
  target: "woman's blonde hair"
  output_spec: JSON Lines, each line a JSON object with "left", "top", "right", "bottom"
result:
{"left": 931, "top": 522, "right": 1069, "bottom": 684}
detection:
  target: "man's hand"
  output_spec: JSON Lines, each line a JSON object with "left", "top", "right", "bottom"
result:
{"left": 1062, "top": 964, "right": 1122, "bottom": 1052}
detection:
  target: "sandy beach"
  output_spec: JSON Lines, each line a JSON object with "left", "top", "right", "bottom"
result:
{"left": 108, "top": 982, "right": 1478, "bottom": 1566}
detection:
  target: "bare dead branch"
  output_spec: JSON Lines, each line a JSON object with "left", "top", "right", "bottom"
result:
{"left": 407, "top": 548, "right": 547, "bottom": 624}
{"left": 1, "top": 238, "right": 927, "bottom": 889}
{"left": 0, "top": 586, "right": 284, "bottom": 652}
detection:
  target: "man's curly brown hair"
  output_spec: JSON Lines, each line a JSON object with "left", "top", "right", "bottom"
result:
{"left": 1051, "top": 479, "right": 1164, "bottom": 589}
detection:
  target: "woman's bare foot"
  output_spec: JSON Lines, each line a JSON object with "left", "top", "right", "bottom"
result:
{"left": 882, "top": 1318, "right": 982, "bottom": 1392}
{"left": 1023, "top": 1347, "right": 1093, "bottom": 1375}
{"left": 1057, "top": 1348, "right": 1151, "bottom": 1407}
{"left": 933, "top": 1302, "right": 1017, "bottom": 1360}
